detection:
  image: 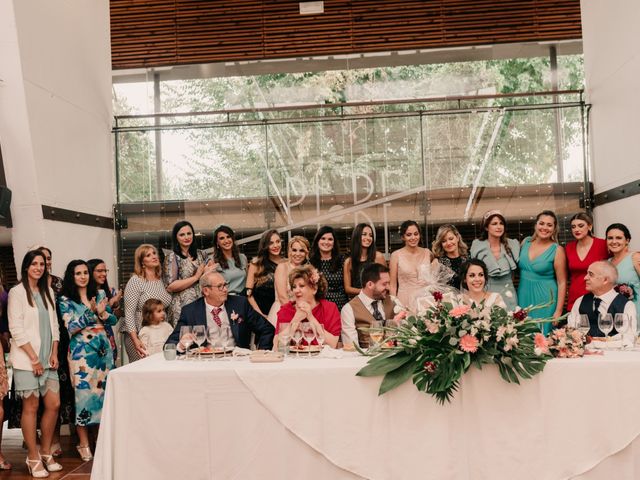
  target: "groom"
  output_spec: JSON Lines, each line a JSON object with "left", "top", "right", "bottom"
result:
{"left": 166, "top": 271, "right": 274, "bottom": 351}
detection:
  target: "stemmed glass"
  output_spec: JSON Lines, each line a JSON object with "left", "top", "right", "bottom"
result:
{"left": 598, "top": 313, "right": 613, "bottom": 340}
{"left": 576, "top": 314, "right": 591, "bottom": 337}
{"left": 614, "top": 313, "right": 629, "bottom": 348}
{"left": 179, "top": 326, "right": 193, "bottom": 360}
{"left": 301, "top": 321, "right": 315, "bottom": 358}
{"left": 369, "top": 321, "right": 384, "bottom": 351}
{"left": 384, "top": 319, "right": 397, "bottom": 348}
{"left": 193, "top": 325, "right": 207, "bottom": 360}
{"left": 208, "top": 324, "right": 222, "bottom": 359}
{"left": 292, "top": 325, "right": 303, "bottom": 358}
{"left": 315, "top": 324, "right": 325, "bottom": 351}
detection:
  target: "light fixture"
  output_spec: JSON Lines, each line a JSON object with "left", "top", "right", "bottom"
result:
{"left": 299, "top": 1, "right": 324, "bottom": 15}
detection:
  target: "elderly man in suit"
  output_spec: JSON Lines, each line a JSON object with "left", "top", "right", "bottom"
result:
{"left": 166, "top": 271, "right": 274, "bottom": 351}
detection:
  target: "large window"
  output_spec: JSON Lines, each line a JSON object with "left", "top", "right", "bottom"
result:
{"left": 112, "top": 54, "right": 587, "bottom": 283}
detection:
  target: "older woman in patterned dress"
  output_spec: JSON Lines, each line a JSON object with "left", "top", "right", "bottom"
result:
{"left": 59, "top": 260, "right": 117, "bottom": 462}
{"left": 122, "top": 244, "right": 172, "bottom": 362}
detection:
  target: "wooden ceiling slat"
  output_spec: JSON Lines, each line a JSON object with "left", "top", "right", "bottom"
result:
{"left": 110, "top": 0, "right": 581, "bottom": 69}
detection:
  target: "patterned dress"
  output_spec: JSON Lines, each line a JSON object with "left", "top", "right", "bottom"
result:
{"left": 316, "top": 256, "right": 348, "bottom": 310}
{"left": 122, "top": 276, "right": 172, "bottom": 362}
{"left": 59, "top": 290, "right": 117, "bottom": 426}
{"left": 252, "top": 259, "right": 278, "bottom": 317}
{"left": 163, "top": 250, "right": 208, "bottom": 326}
{"left": 437, "top": 255, "right": 469, "bottom": 289}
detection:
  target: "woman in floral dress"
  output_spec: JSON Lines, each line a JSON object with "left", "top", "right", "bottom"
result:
{"left": 164, "top": 220, "right": 213, "bottom": 326}
{"left": 59, "top": 260, "right": 117, "bottom": 462}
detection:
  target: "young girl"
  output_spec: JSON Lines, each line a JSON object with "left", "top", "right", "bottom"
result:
{"left": 138, "top": 299, "right": 174, "bottom": 355}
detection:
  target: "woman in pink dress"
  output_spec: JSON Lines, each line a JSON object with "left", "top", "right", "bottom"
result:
{"left": 565, "top": 212, "right": 608, "bottom": 310}
{"left": 389, "top": 220, "right": 434, "bottom": 311}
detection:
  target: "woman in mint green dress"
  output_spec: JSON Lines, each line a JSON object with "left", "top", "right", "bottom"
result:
{"left": 470, "top": 210, "right": 520, "bottom": 310}
{"left": 606, "top": 223, "right": 640, "bottom": 328}
{"left": 517, "top": 211, "right": 567, "bottom": 335}
{"left": 59, "top": 260, "right": 117, "bottom": 462}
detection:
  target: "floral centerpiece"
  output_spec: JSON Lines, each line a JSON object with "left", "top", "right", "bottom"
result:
{"left": 537, "top": 327, "right": 586, "bottom": 358}
{"left": 356, "top": 291, "right": 558, "bottom": 403}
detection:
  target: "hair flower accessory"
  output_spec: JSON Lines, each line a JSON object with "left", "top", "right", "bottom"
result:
{"left": 309, "top": 268, "right": 320, "bottom": 286}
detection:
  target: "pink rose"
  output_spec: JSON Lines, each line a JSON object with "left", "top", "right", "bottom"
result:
{"left": 449, "top": 305, "right": 471, "bottom": 318}
{"left": 459, "top": 334, "right": 479, "bottom": 353}
{"left": 393, "top": 310, "right": 408, "bottom": 323}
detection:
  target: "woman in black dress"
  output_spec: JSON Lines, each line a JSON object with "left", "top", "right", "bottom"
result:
{"left": 246, "top": 229, "right": 284, "bottom": 321}
{"left": 432, "top": 224, "right": 469, "bottom": 289}
{"left": 310, "top": 226, "right": 348, "bottom": 310}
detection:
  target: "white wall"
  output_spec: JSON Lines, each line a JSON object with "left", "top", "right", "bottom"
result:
{"left": 581, "top": 0, "right": 640, "bottom": 248}
{"left": 0, "top": 0, "right": 115, "bottom": 279}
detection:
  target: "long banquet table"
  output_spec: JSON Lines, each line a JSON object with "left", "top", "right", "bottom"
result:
{"left": 92, "top": 350, "right": 640, "bottom": 479}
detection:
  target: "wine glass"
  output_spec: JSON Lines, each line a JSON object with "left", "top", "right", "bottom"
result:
{"left": 369, "top": 321, "right": 384, "bottom": 350}
{"left": 384, "top": 319, "right": 397, "bottom": 348}
{"left": 598, "top": 313, "right": 613, "bottom": 340}
{"left": 179, "top": 326, "right": 193, "bottom": 360}
{"left": 614, "top": 313, "right": 629, "bottom": 348}
{"left": 301, "top": 321, "right": 315, "bottom": 358}
{"left": 292, "top": 326, "right": 303, "bottom": 358}
{"left": 576, "top": 314, "right": 591, "bottom": 337}
{"left": 315, "top": 324, "right": 325, "bottom": 351}
{"left": 193, "top": 325, "right": 207, "bottom": 360}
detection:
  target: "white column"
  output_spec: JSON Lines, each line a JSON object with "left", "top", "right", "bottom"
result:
{"left": 581, "top": 0, "right": 640, "bottom": 247}
{"left": 0, "top": 0, "right": 116, "bottom": 278}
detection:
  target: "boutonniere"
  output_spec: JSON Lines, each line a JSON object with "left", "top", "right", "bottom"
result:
{"left": 230, "top": 310, "right": 242, "bottom": 324}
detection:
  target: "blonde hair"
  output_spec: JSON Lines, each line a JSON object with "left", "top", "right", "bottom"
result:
{"left": 133, "top": 244, "right": 162, "bottom": 279}
{"left": 288, "top": 236, "right": 310, "bottom": 257}
{"left": 432, "top": 224, "right": 468, "bottom": 258}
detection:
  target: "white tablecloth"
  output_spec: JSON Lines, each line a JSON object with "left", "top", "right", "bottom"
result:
{"left": 92, "top": 351, "right": 640, "bottom": 480}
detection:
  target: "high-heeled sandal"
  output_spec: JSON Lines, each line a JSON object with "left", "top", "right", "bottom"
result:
{"left": 76, "top": 444, "right": 93, "bottom": 462}
{"left": 0, "top": 457, "right": 12, "bottom": 470}
{"left": 40, "top": 454, "right": 63, "bottom": 472}
{"left": 50, "top": 442, "right": 63, "bottom": 457}
{"left": 25, "top": 457, "right": 49, "bottom": 478}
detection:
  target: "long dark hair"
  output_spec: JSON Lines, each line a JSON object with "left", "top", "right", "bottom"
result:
{"left": 171, "top": 220, "right": 198, "bottom": 259}
{"left": 479, "top": 212, "right": 515, "bottom": 264}
{"left": 251, "top": 229, "right": 281, "bottom": 286}
{"left": 62, "top": 260, "right": 98, "bottom": 304}
{"left": 349, "top": 223, "right": 376, "bottom": 283}
{"left": 213, "top": 225, "right": 242, "bottom": 270}
{"left": 87, "top": 258, "right": 113, "bottom": 299}
{"left": 19, "top": 250, "right": 53, "bottom": 309}
{"left": 399, "top": 220, "right": 422, "bottom": 246}
{"left": 310, "top": 226, "right": 342, "bottom": 273}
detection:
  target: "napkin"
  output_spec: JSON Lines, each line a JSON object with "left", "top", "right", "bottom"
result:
{"left": 232, "top": 347, "right": 252, "bottom": 357}
{"left": 317, "top": 346, "right": 361, "bottom": 359}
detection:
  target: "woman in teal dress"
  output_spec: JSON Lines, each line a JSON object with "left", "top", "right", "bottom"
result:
{"left": 517, "top": 211, "right": 567, "bottom": 335}
{"left": 606, "top": 223, "right": 640, "bottom": 327}
{"left": 59, "top": 260, "right": 117, "bottom": 463}
{"left": 470, "top": 210, "right": 520, "bottom": 310}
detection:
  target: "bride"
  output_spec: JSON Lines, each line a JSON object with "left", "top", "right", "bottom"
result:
{"left": 460, "top": 259, "right": 507, "bottom": 309}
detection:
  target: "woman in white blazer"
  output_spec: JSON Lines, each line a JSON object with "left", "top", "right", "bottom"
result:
{"left": 8, "top": 250, "right": 62, "bottom": 477}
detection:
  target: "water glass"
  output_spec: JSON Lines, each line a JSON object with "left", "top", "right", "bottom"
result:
{"left": 277, "top": 323, "right": 291, "bottom": 356}
{"left": 292, "top": 327, "right": 303, "bottom": 358}
{"left": 301, "top": 321, "right": 315, "bottom": 358}
{"left": 369, "top": 321, "right": 384, "bottom": 349}
{"left": 193, "top": 325, "right": 207, "bottom": 360}
{"left": 163, "top": 343, "right": 177, "bottom": 361}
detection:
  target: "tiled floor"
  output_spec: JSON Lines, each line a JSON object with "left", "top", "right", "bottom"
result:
{"left": 0, "top": 428, "right": 91, "bottom": 479}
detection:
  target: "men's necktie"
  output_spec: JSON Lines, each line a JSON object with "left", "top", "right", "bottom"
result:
{"left": 371, "top": 301, "right": 384, "bottom": 323}
{"left": 593, "top": 297, "right": 602, "bottom": 315}
{"left": 211, "top": 307, "right": 222, "bottom": 327}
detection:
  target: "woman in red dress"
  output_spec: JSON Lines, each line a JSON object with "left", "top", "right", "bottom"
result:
{"left": 275, "top": 265, "right": 341, "bottom": 348}
{"left": 565, "top": 212, "right": 609, "bottom": 310}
